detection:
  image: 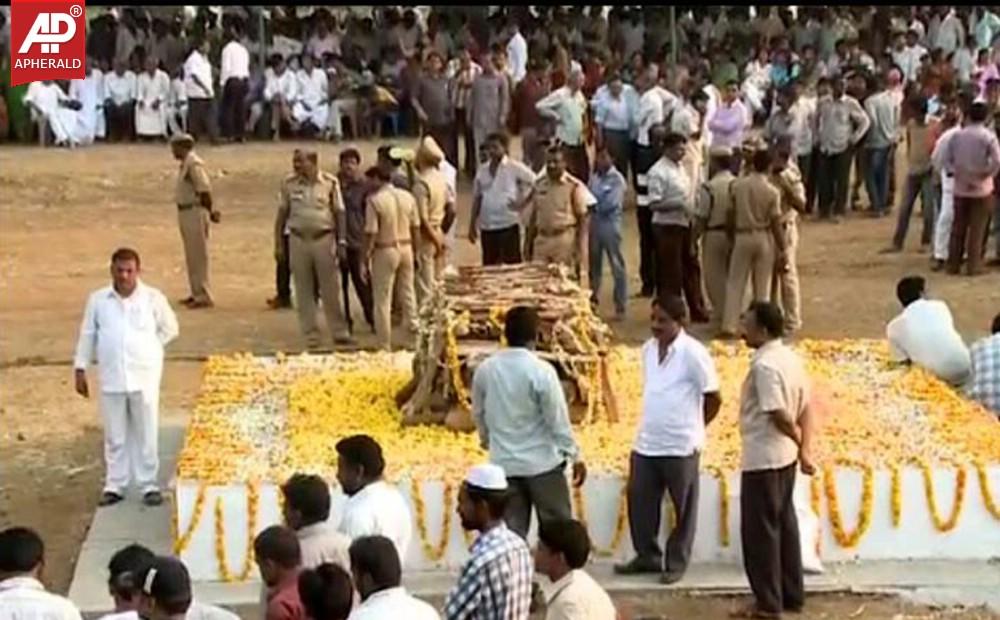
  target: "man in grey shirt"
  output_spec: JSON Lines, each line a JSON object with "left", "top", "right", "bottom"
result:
{"left": 467, "top": 50, "right": 510, "bottom": 164}
{"left": 863, "top": 74, "right": 900, "bottom": 217}
{"left": 471, "top": 306, "right": 587, "bottom": 538}
{"left": 815, "top": 77, "right": 870, "bottom": 221}
{"left": 411, "top": 51, "right": 456, "bottom": 167}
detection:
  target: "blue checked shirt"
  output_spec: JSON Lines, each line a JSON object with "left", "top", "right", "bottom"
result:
{"left": 587, "top": 166, "right": 626, "bottom": 219}
{"left": 967, "top": 333, "right": 1000, "bottom": 416}
{"left": 443, "top": 523, "right": 533, "bottom": 620}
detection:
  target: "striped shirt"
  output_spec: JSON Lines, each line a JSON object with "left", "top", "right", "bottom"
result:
{"left": 443, "top": 523, "right": 533, "bottom": 620}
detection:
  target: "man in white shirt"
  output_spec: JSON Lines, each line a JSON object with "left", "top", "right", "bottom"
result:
{"left": 615, "top": 294, "right": 721, "bottom": 583}
{"left": 535, "top": 519, "right": 616, "bottom": 620}
{"left": 0, "top": 528, "right": 82, "bottom": 620}
{"left": 347, "top": 536, "right": 440, "bottom": 620}
{"left": 74, "top": 248, "right": 179, "bottom": 507}
{"left": 281, "top": 474, "right": 351, "bottom": 570}
{"left": 335, "top": 435, "right": 413, "bottom": 567}
{"left": 135, "top": 56, "right": 171, "bottom": 139}
{"left": 219, "top": 24, "right": 250, "bottom": 142}
{"left": 506, "top": 19, "right": 528, "bottom": 86}
{"left": 886, "top": 276, "right": 972, "bottom": 386}
{"left": 98, "top": 545, "right": 237, "bottom": 620}
{"left": 264, "top": 56, "right": 299, "bottom": 140}
{"left": 293, "top": 54, "right": 331, "bottom": 136}
{"left": 183, "top": 37, "right": 216, "bottom": 142}
{"left": 104, "top": 59, "right": 137, "bottom": 142}
{"left": 24, "top": 80, "right": 84, "bottom": 148}
{"left": 632, "top": 69, "right": 666, "bottom": 298}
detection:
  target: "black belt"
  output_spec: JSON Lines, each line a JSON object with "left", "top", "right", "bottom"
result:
{"left": 290, "top": 229, "right": 332, "bottom": 240}
{"left": 177, "top": 203, "right": 196, "bottom": 211}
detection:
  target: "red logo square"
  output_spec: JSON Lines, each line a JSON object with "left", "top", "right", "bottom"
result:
{"left": 10, "top": 0, "right": 87, "bottom": 87}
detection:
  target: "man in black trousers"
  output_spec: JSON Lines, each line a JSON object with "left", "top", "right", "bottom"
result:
{"left": 735, "top": 301, "right": 816, "bottom": 618}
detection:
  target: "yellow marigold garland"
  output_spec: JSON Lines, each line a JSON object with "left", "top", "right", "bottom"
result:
{"left": 445, "top": 311, "right": 472, "bottom": 411}
{"left": 975, "top": 461, "right": 1000, "bottom": 520}
{"left": 822, "top": 459, "right": 874, "bottom": 549}
{"left": 705, "top": 466, "right": 730, "bottom": 547}
{"left": 488, "top": 306, "right": 508, "bottom": 346}
{"left": 215, "top": 482, "right": 259, "bottom": 582}
{"left": 411, "top": 478, "right": 453, "bottom": 562}
{"left": 919, "top": 460, "right": 966, "bottom": 532}
{"left": 889, "top": 466, "right": 902, "bottom": 528}
{"left": 172, "top": 485, "right": 207, "bottom": 554}
{"left": 572, "top": 484, "right": 628, "bottom": 556}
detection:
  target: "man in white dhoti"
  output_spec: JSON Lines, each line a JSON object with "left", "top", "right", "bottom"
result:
{"left": 69, "top": 60, "right": 105, "bottom": 144}
{"left": 930, "top": 102, "right": 963, "bottom": 271}
{"left": 135, "top": 56, "right": 171, "bottom": 139}
{"left": 166, "top": 67, "right": 187, "bottom": 137}
{"left": 73, "top": 248, "right": 179, "bottom": 508}
{"left": 23, "top": 81, "right": 83, "bottom": 147}
{"left": 264, "top": 55, "right": 298, "bottom": 140}
{"left": 293, "top": 54, "right": 330, "bottom": 136}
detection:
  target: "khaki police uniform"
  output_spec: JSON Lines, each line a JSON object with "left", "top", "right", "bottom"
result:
{"left": 365, "top": 185, "right": 418, "bottom": 351}
{"left": 720, "top": 172, "right": 782, "bottom": 335}
{"left": 175, "top": 149, "right": 213, "bottom": 304}
{"left": 412, "top": 167, "right": 449, "bottom": 306}
{"left": 695, "top": 170, "right": 737, "bottom": 319}
{"left": 278, "top": 171, "right": 351, "bottom": 348}
{"left": 528, "top": 172, "right": 589, "bottom": 270}
{"left": 769, "top": 163, "right": 806, "bottom": 333}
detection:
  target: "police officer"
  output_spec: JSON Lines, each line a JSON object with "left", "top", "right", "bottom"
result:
{"left": 694, "top": 146, "right": 738, "bottom": 324}
{"left": 768, "top": 138, "right": 807, "bottom": 334}
{"left": 274, "top": 149, "right": 353, "bottom": 350}
{"left": 412, "top": 136, "right": 451, "bottom": 306}
{"left": 719, "top": 147, "right": 787, "bottom": 338}
{"left": 364, "top": 166, "right": 419, "bottom": 351}
{"left": 171, "top": 132, "right": 219, "bottom": 309}
{"left": 525, "top": 146, "right": 593, "bottom": 277}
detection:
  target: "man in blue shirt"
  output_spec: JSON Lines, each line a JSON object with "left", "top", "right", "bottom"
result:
{"left": 471, "top": 306, "right": 587, "bottom": 538}
{"left": 587, "top": 146, "right": 629, "bottom": 319}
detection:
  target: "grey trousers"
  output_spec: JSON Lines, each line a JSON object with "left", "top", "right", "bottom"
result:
{"left": 504, "top": 464, "right": 572, "bottom": 539}
{"left": 626, "top": 451, "right": 700, "bottom": 576}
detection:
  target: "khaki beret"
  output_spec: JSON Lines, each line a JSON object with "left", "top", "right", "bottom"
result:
{"left": 417, "top": 135, "right": 445, "bottom": 163}
{"left": 709, "top": 145, "right": 733, "bottom": 158}
{"left": 170, "top": 132, "right": 195, "bottom": 146}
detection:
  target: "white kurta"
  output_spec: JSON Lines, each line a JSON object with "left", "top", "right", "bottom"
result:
{"left": 167, "top": 77, "right": 188, "bottom": 135}
{"left": 292, "top": 68, "right": 329, "bottom": 129}
{"left": 69, "top": 70, "right": 104, "bottom": 144}
{"left": 264, "top": 69, "right": 298, "bottom": 103}
{"left": 135, "top": 69, "right": 171, "bottom": 137}
{"left": 23, "top": 82, "right": 83, "bottom": 146}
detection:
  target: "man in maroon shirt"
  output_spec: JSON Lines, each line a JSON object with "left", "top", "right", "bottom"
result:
{"left": 512, "top": 58, "right": 551, "bottom": 172}
{"left": 254, "top": 526, "right": 306, "bottom": 620}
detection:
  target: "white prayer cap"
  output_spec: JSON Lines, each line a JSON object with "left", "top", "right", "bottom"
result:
{"left": 465, "top": 464, "right": 508, "bottom": 491}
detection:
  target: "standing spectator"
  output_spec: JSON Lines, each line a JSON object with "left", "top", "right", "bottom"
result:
{"left": 468, "top": 132, "right": 536, "bottom": 266}
{"left": 734, "top": 301, "right": 815, "bottom": 620}
{"left": 444, "top": 464, "right": 533, "bottom": 620}
{"left": 706, "top": 80, "right": 749, "bottom": 150}
{"left": 615, "top": 295, "right": 721, "bottom": 583}
{"left": 450, "top": 48, "right": 483, "bottom": 177}
{"left": 348, "top": 537, "right": 440, "bottom": 620}
{"left": 967, "top": 313, "right": 1000, "bottom": 416}
{"left": 135, "top": 55, "right": 170, "bottom": 140}
{"left": 412, "top": 136, "right": 451, "bottom": 307}
{"left": 815, "top": 77, "right": 870, "bottom": 221}
{"left": 219, "top": 24, "right": 250, "bottom": 142}
{"left": 512, "top": 59, "right": 551, "bottom": 173}
{"left": 524, "top": 146, "right": 594, "bottom": 272}
{"left": 863, "top": 74, "right": 901, "bottom": 218}
{"left": 336, "top": 148, "right": 375, "bottom": 334}
{"left": 887, "top": 96, "right": 938, "bottom": 252}
{"left": 254, "top": 527, "right": 306, "bottom": 620}
{"left": 171, "top": 133, "right": 219, "bottom": 309}
{"left": 534, "top": 519, "right": 616, "bottom": 620}
{"left": 411, "top": 51, "right": 456, "bottom": 166}
{"left": 0, "top": 528, "right": 82, "bottom": 620}
{"left": 695, "top": 147, "right": 738, "bottom": 323}
{"left": 930, "top": 98, "right": 964, "bottom": 271}
{"left": 587, "top": 146, "right": 629, "bottom": 319}
{"left": 632, "top": 70, "right": 665, "bottom": 298}
{"left": 647, "top": 131, "right": 693, "bottom": 308}
{"left": 184, "top": 37, "right": 216, "bottom": 142}
{"left": 468, "top": 51, "right": 511, "bottom": 169}
{"left": 335, "top": 435, "right": 414, "bottom": 567}
{"left": 104, "top": 59, "right": 137, "bottom": 142}
{"left": 471, "top": 306, "right": 587, "bottom": 538}
{"left": 591, "top": 74, "right": 634, "bottom": 182}
{"left": 768, "top": 141, "right": 808, "bottom": 335}
{"left": 942, "top": 101, "right": 1000, "bottom": 275}
{"left": 506, "top": 19, "right": 529, "bottom": 86}
{"left": 281, "top": 474, "right": 351, "bottom": 571}
{"left": 73, "top": 248, "right": 178, "bottom": 507}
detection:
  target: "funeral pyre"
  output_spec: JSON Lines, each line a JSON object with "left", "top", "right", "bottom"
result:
{"left": 397, "top": 262, "right": 617, "bottom": 430}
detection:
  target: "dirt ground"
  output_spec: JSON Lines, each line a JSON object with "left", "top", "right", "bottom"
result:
{"left": 1, "top": 140, "right": 998, "bottom": 616}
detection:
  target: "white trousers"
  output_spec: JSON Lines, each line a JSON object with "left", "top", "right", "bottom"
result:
{"left": 100, "top": 391, "right": 160, "bottom": 494}
{"left": 934, "top": 175, "right": 955, "bottom": 261}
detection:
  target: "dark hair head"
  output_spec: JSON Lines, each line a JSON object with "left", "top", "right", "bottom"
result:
{"left": 298, "top": 563, "right": 354, "bottom": 620}
{"left": 335, "top": 435, "right": 386, "bottom": 479}
{"left": 653, "top": 294, "right": 688, "bottom": 324}
{"left": 487, "top": 131, "right": 510, "bottom": 150}
{"left": 108, "top": 544, "right": 155, "bottom": 600}
{"left": 504, "top": 306, "right": 539, "bottom": 347}
{"left": 969, "top": 101, "right": 989, "bottom": 123}
{"left": 136, "top": 556, "right": 193, "bottom": 616}
{"left": 991, "top": 312, "right": 1000, "bottom": 335}
{"left": 752, "top": 149, "right": 771, "bottom": 172}
{"left": 896, "top": 276, "right": 926, "bottom": 307}
{"left": 339, "top": 148, "right": 361, "bottom": 164}
{"left": 253, "top": 525, "right": 302, "bottom": 569}
{"left": 348, "top": 536, "right": 402, "bottom": 591}
{"left": 282, "top": 473, "right": 332, "bottom": 526}
{"left": 465, "top": 484, "right": 509, "bottom": 519}
{"left": 538, "top": 519, "right": 591, "bottom": 569}
{"left": 0, "top": 527, "right": 43, "bottom": 574}
{"left": 908, "top": 94, "right": 929, "bottom": 118}
{"left": 111, "top": 247, "right": 141, "bottom": 267}
{"left": 368, "top": 165, "right": 391, "bottom": 183}
{"left": 747, "top": 301, "right": 785, "bottom": 338}
{"left": 663, "top": 132, "right": 687, "bottom": 149}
